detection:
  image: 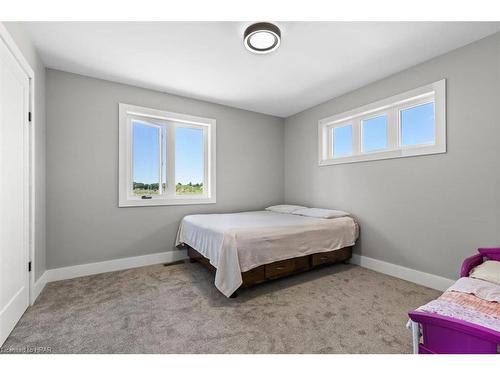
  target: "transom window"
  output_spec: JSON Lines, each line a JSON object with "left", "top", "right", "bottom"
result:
{"left": 119, "top": 103, "right": 216, "bottom": 207}
{"left": 318, "top": 80, "right": 446, "bottom": 166}
{"left": 332, "top": 124, "right": 353, "bottom": 157}
{"left": 362, "top": 115, "right": 388, "bottom": 153}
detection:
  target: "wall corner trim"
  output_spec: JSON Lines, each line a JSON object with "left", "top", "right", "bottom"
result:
{"left": 350, "top": 254, "right": 455, "bottom": 291}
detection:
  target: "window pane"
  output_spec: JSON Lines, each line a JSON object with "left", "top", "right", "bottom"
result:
{"left": 362, "top": 115, "right": 387, "bottom": 152}
{"left": 132, "top": 121, "right": 160, "bottom": 196}
{"left": 175, "top": 127, "right": 204, "bottom": 195}
{"left": 332, "top": 125, "right": 353, "bottom": 157}
{"left": 400, "top": 102, "right": 435, "bottom": 147}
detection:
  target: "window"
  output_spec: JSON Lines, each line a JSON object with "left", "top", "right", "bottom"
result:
{"left": 362, "top": 115, "right": 387, "bottom": 153}
{"left": 119, "top": 103, "right": 216, "bottom": 207}
{"left": 400, "top": 102, "right": 435, "bottom": 147}
{"left": 318, "top": 79, "right": 446, "bottom": 166}
{"left": 132, "top": 120, "right": 161, "bottom": 196}
{"left": 175, "top": 127, "right": 204, "bottom": 195}
{"left": 332, "top": 124, "right": 353, "bottom": 157}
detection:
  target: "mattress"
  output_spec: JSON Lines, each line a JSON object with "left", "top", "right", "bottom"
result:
{"left": 175, "top": 210, "right": 358, "bottom": 297}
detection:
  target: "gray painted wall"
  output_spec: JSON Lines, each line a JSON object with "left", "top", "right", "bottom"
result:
{"left": 42, "top": 31, "right": 500, "bottom": 280}
{"left": 284, "top": 33, "right": 500, "bottom": 280}
{"left": 4, "top": 23, "right": 46, "bottom": 281}
{"left": 46, "top": 69, "right": 284, "bottom": 269}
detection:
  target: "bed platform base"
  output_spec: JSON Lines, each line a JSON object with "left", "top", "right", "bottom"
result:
{"left": 187, "top": 246, "right": 352, "bottom": 291}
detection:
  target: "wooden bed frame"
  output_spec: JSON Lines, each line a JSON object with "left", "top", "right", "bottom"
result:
{"left": 187, "top": 245, "right": 352, "bottom": 296}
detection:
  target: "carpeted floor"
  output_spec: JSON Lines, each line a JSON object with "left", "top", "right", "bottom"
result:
{"left": 2, "top": 261, "right": 440, "bottom": 354}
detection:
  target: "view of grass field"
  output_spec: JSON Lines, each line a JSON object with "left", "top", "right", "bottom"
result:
{"left": 175, "top": 182, "right": 203, "bottom": 195}
{"left": 133, "top": 182, "right": 203, "bottom": 196}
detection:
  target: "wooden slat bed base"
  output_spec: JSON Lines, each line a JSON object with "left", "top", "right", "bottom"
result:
{"left": 187, "top": 246, "right": 352, "bottom": 291}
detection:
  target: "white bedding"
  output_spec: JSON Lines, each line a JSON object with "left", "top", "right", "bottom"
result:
{"left": 175, "top": 210, "right": 358, "bottom": 297}
{"left": 447, "top": 277, "right": 500, "bottom": 303}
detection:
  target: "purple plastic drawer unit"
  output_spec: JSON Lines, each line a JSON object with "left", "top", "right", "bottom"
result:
{"left": 408, "top": 247, "right": 500, "bottom": 354}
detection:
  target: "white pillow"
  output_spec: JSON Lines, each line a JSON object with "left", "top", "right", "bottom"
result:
{"left": 293, "top": 207, "right": 350, "bottom": 219}
{"left": 469, "top": 261, "right": 500, "bottom": 285}
{"left": 265, "top": 205, "right": 307, "bottom": 214}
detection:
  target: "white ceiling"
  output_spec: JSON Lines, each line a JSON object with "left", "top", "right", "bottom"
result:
{"left": 21, "top": 22, "right": 500, "bottom": 117}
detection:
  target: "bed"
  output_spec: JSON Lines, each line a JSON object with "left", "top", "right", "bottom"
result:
{"left": 175, "top": 208, "right": 359, "bottom": 297}
{"left": 408, "top": 248, "right": 500, "bottom": 354}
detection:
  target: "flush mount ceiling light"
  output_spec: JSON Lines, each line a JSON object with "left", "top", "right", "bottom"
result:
{"left": 243, "top": 22, "right": 281, "bottom": 54}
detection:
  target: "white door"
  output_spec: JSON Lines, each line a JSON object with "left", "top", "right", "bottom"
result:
{"left": 0, "top": 37, "right": 30, "bottom": 346}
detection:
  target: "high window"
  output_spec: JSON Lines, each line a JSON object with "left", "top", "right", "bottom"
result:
{"left": 119, "top": 104, "right": 216, "bottom": 206}
{"left": 318, "top": 80, "right": 446, "bottom": 166}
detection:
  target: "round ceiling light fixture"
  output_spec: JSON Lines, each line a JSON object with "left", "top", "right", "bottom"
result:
{"left": 244, "top": 22, "right": 281, "bottom": 54}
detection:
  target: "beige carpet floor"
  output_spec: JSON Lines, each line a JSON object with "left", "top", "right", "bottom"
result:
{"left": 2, "top": 261, "right": 440, "bottom": 353}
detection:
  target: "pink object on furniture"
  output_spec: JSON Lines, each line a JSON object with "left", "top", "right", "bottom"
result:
{"left": 409, "top": 247, "right": 500, "bottom": 354}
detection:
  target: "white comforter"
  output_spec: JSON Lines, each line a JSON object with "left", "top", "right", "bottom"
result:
{"left": 175, "top": 210, "right": 358, "bottom": 297}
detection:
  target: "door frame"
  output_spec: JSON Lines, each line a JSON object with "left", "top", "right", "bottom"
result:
{"left": 0, "top": 23, "right": 36, "bottom": 305}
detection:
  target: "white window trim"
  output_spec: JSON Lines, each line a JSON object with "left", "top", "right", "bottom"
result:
{"left": 318, "top": 79, "right": 446, "bottom": 166}
{"left": 119, "top": 103, "right": 216, "bottom": 207}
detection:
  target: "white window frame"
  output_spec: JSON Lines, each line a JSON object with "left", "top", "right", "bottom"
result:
{"left": 318, "top": 79, "right": 446, "bottom": 166}
{"left": 119, "top": 103, "right": 216, "bottom": 207}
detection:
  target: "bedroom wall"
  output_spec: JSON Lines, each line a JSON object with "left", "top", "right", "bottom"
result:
{"left": 46, "top": 69, "right": 284, "bottom": 269}
{"left": 284, "top": 32, "right": 500, "bottom": 280}
{"left": 4, "top": 22, "right": 47, "bottom": 282}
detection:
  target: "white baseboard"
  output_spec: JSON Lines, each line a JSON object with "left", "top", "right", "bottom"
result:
{"left": 32, "top": 251, "right": 452, "bottom": 301}
{"left": 31, "top": 272, "right": 48, "bottom": 304}
{"left": 43, "top": 250, "right": 187, "bottom": 284}
{"left": 350, "top": 253, "right": 455, "bottom": 291}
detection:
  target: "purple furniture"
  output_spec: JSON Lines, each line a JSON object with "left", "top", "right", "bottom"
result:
{"left": 408, "top": 248, "right": 500, "bottom": 354}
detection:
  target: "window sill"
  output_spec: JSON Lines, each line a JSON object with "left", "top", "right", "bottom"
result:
{"left": 119, "top": 196, "right": 216, "bottom": 207}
